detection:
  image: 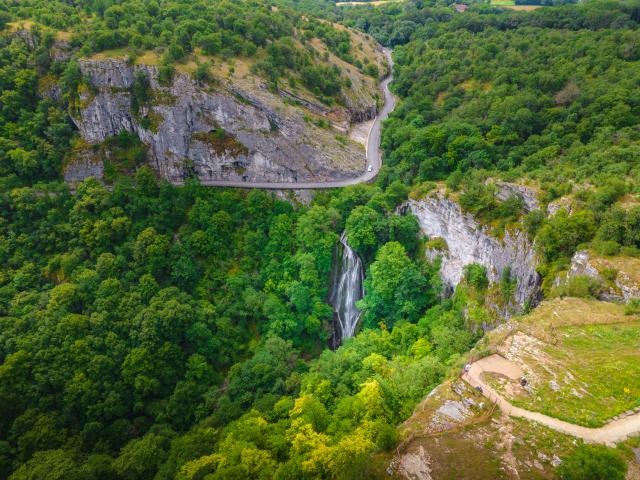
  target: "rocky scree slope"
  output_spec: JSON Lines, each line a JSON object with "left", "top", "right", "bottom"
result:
{"left": 65, "top": 57, "right": 376, "bottom": 184}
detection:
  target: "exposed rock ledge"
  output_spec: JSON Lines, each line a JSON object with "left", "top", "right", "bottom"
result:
{"left": 66, "top": 58, "right": 366, "bottom": 184}
{"left": 406, "top": 193, "right": 541, "bottom": 315}
{"left": 493, "top": 181, "right": 540, "bottom": 213}
{"left": 558, "top": 250, "right": 640, "bottom": 303}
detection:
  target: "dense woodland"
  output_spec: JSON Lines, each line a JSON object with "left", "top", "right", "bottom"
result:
{"left": 0, "top": 0, "right": 381, "bottom": 104}
{"left": 377, "top": 0, "right": 640, "bottom": 287}
{"left": 1, "top": 0, "right": 639, "bottom": 478}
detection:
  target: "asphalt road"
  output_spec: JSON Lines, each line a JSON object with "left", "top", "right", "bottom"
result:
{"left": 179, "top": 48, "right": 395, "bottom": 190}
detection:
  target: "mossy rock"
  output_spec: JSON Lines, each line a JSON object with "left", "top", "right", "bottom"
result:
{"left": 192, "top": 129, "right": 248, "bottom": 157}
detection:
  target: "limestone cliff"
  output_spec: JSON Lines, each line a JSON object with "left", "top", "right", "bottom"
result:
{"left": 66, "top": 58, "right": 368, "bottom": 184}
{"left": 407, "top": 192, "right": 540, "bottom": 315}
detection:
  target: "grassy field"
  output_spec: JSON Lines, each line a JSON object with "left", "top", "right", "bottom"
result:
{"left": 501, "top": 4, "right": 542, "bottom": 10}
{"left": 511, "top": 321, "right": 640, "bottom": 427}
{"left": 489, "top": 0, "right": 543, "bottom": 9}
{"left": 483, "top": 298, "right": 640, "bottom": 428}
{"left": 393, "top": 297, "right": 640, "bottom": 478}
{"left": 336, "top": 0, "right": 403, "bottom": 6}
{"left": 7, "top": 20, "right": 73, "bottom": 40}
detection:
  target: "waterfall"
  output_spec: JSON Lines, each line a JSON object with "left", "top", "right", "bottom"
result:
{"left": 329, "top": 231, "right": 365, "bottom": 344}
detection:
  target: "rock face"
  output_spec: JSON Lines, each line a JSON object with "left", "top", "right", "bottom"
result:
{"left": 563, "top": 250, "right": 640, "bottom": 303}
{"left": 493, "top": 181, "right": 540, "bottom": 213}
{"left": 547, "top": 196, "right": 575, "bottom": 216}
{"left": 567, "top": 250, "right": 600, "bottom": 281}
{"left": 67, "top": 59, "right": 366, "bottom": 183}
{"left": 63, "top": 148, "right": 103, "bottom": 183}
{"left": 407, "top": 194, "right": 540, "bottom": 313}
{"left": 12, "top": 29, "right": 74, "bottom": 60}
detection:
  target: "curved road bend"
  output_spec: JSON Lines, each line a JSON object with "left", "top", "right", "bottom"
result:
{"left": 463, "top": 354, "right": 640, "bottom": 446}
{"left": 176, "top": 48, "right": 396, "bottom": 190}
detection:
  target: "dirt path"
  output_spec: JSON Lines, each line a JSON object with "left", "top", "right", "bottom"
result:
{"left": 463, "top": 354, "right": 640, "bottom": 446}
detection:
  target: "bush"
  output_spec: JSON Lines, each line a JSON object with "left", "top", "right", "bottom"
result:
{"left": 130, "top": 70, "right": 150, "bottom": 114}
{"left": 364, "top": 63, "right": 379, "bottom": 78}
{"left": 625, "top": 298, "right": 640, "bottom": 315}
{"left": 592, "top": 240, "right": 621, "bottom": 256}
{"left": 550, "top": 274, "right": 600, "bottom": 299}
{"left": 194, "top": 61, "right": 212, "bottom": 83}
{"left": 301, "top": 64, "right": 342, "bottom": 97}
{"left": 158, "top": 63, "right": 175, "bottom": 85}
{"left": 558, "top": 444, "right": 626, "bottom": 480}
{"left": 425, "top": 237, "right": 447, "bottom": 251}
{"left": 523, "top": 209, "right": 545, "bottom": 239}
{"left": 164, "top": 42, "right": 186, "bottom": 63}
{"left": 536, "top": 210, "right": 597, "bottom": 262}
{"left": 500, "top": 267, "right": 517, "bottom": 303}
{"left": 464, "top": 264, "right": 488, "bottom": 290}
{"left": 375, "top": 422, "right": 398, "bottom": 451}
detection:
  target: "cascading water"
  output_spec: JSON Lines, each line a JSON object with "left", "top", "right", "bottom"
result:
{"left": 329, "top": 231, "right": 365, "bottom": 346}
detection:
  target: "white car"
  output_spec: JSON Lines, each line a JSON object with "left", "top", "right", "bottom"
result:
{"left": 367, "top": 165, "right": 373, "bottom": 172}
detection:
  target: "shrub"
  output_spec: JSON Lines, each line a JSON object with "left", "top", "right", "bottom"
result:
{"left": 600, "top": 267, "right": 618, "bottom": 284}
{"left": 550, "top": 274, "right": 600, "bottom": 299}
{"left": 364, "top": 63, "right": 379, "bottom": 78}
{"left": 130, "top": 70, "right": 150, "bottom": 114}
{"left": 523, "top": 209, "right": 545, "bottom": 239}
{"left": 536, "top": 210, "right": 597, "bottom": 262}
{"left": 158, "top": 63, "right": 175, "bottom": 85}
{"left": 409, "top": 182, "right": 436, "bottom": 200}
{"left": 592, "top": 240, "right": 620, "bottom": 256}
{"left": 425, "top": 237, "right": 447, "bottom": 251}
{"left": 464, "top": 264, "right": 488, "bottom": 291}
{"left": 375, "top": 422, "right": 398, "bottom": 451}
{"left": 625, "top": 298, "right": 640, "bottom": 315}
{"left": 301, "top": 64, "right": 342, "bottom": 97}
{"left": 194, "top": 61, "right": 212, "bottom": 83}
{"left": 558, "top": 444, "right": 626, "bottom": 480}
{"left": 500, "top": 267, "right": 517, "bottom": 303}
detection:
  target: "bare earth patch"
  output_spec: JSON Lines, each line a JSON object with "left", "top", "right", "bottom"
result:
{"left": 349, "top": 118, "right": 374, "bottom": 146}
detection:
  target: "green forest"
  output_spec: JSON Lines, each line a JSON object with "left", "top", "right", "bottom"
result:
{"left": 1, "top": 0, "right": 640, "bottom": 478}
{"left": 0, "top": 0, "right": 380, "bottom": 105}
{"left": 379, "top": 0, "right": 640, "bottom": 285}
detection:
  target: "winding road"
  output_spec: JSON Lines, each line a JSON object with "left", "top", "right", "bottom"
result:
{"left": 185, "top": 48, "right": 395, "bottom": 189}
{"left": 463, "top": 354, "right": 640, "bottom": 446}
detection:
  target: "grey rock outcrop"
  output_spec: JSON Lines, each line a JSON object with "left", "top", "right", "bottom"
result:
{"left": 66, "top": 58, "right": 366, "bottom": 183}
{"left": 63, "top": 149, "right": 104, "bottom": 184}
{"left": 407, "top": 193, "right": 540, "bottom": 314}
{"left": 12, "top": 29, "right": 38, "bottom": 49}
{"left": 11, "top": 28, "right": 75, "bottom": 60}
{"left": 567, "top": 250, "right": 600, "bottom": 280}
{"left": 348, "top": 104, "right": 377, "bottom": 124}
{"left": 547, "top": 196, "right": 575, "bottom": 216}
{"left": 561, "top": 250, "right": 640, "bottom": 303}
{"left": 493, "top": 181, "right": 540, "bottom": 213}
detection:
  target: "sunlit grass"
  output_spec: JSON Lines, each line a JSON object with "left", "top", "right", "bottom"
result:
{"left": 513, "top": 321, "right": 640, "bottom": 427}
